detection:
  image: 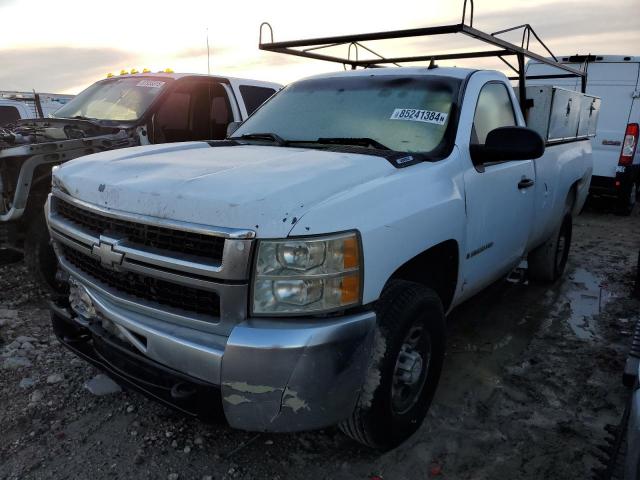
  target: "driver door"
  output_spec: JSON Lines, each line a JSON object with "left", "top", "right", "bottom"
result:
{"left": 462, "top": 82, "right": 536, "bottom": 294}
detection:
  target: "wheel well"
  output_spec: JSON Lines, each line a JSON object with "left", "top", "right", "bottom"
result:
{"left": 20, "top": 163, "right": 56, "bottom": 231}
{"left": 567, "top": 180, "right": 579, "bottom": 215}
{"left": 387, "top": 240, "right": 459, "bottom": 311}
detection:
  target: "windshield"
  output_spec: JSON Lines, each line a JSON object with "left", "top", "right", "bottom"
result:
{"left": 53, "top": 77, "right": 171, "bottom": 122}
{"left": 234, "top": 75, "right": 460, "bottom": 154}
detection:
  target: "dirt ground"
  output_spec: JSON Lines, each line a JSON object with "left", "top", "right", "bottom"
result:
{"left": 1, "top": 201, "right": 639, "bottom": 480}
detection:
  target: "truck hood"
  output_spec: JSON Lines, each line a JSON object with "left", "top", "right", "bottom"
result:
{"left": 55, "top": 142, "right": 396, "bottom": 237}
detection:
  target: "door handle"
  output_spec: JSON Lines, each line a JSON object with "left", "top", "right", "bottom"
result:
{"left": 518, "top": 178, "right": 535, "bottom": 189}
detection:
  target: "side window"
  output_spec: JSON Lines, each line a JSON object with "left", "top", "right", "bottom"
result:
{"left": 471, "top": 83, "right": 516, "bottom": 145}
{"left": 153, "top": 81, "right": 232, "bottom": 143}
{"left": 0, "top": 106, "right": 21, "bottom": 126}
{"left": 239, "top": 85, "right": 276, "bottom": 115}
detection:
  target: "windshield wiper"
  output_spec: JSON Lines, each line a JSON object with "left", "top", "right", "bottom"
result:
{"left": 232, "top": 133, "right": 288, "bottom": 146}
{"left": 315, "top": 137, "right": 391, "bottom": 150}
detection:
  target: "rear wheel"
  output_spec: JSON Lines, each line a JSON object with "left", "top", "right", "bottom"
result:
{"left": 635, "top": 249, "right": 640, "bottom": 299}
{"left": 617, "top": 182, "right": 637, "bottom": 216}
{"left": 339, "top": 280, "right": 445, "bottom": 450}
{"left": 528, "top": 212, "right": 573, "bottom": 283}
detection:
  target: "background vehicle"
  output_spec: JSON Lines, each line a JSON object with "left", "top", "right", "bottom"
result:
{"left": 0, "top": 99, "right": 31, "bottom": 126}
{"left": 46, "top": 7, "right": 596, "bottom": 450}
{"left": 526, "top": 55, "right": 640, "bottom": 215}
{"left": 0, "top": 72, "right": 281, "bottom": 291}
{"left": 0, "top": 91, "right": 74, "bottom": 119}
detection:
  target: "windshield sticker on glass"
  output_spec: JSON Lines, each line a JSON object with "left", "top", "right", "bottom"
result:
{"left": 390, "top": 109, "right": 448, "bottom": 125}
{"left": 395, "top": 155, "right": 415, "bottom": 165}
{"left": 136, "top": 80, "right": 165, "bottom": 88}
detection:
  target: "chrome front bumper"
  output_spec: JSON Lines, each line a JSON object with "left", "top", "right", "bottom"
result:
{"left": 53, "top": 279, "right": 376, "bottom": 432}
{"left": 45, "top": 191, "right": 377, "bottom": 431}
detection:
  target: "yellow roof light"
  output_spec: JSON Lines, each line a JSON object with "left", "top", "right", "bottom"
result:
{"left": 142, "top": 68, "right": 150, "bottom": 73}
{"left": 130, "top": 68, "right": 139, "bottom": 74}
{"left": 120, "top": 69, "right": 129, "bottom": 75}
{"left": 164, "top": 68, "right": 174, "bottom": 73}
{"left": 106, "top": 72, "right": 114, "bottom": 78}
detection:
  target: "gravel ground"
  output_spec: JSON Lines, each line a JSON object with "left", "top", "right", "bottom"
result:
{"left": 1, "top": 202, "right": 639, "bottom": 480}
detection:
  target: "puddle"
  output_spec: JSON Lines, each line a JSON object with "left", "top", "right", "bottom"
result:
{"left": 561, "top": 268, "right": 613, "bottom": 340}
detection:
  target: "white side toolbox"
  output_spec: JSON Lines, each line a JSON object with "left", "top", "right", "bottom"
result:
{"left": 515, "top": 85, "right": 600, "bottom": 143}
{"left": 577, "top": 94, "right": 601, "bottom": 137}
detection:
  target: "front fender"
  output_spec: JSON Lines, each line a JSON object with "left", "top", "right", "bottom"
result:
{"left": 289, "top": 152, "right": 467, "bottom": 305}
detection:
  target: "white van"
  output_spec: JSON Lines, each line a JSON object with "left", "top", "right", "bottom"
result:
{"left": 526, "top": 55, "right": 639, "bottom": 214}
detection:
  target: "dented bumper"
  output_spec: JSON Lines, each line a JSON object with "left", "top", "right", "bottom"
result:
{"left": 49, "top": 296, "right": 376, "bottom": 432}
{"left": 222, "top": 312, "right": 376, "bottom": 431}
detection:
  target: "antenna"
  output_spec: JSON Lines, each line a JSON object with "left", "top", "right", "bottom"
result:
{"left": 206, "top": 28, "right": 211, "bottom": 75}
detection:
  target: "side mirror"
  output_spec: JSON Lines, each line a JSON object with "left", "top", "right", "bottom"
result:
{"left": 226, "top": 121, "right": 242, "bottom": 138}
{"left": 470, "top": 126, "right": 545, "bottom": 166}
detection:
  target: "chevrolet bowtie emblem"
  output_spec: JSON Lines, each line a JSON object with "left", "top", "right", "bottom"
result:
{"left": 91, "top": 238, "right": 124, "bottom": 269}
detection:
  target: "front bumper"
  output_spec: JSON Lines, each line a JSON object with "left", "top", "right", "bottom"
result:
{"left": 50, "top": 294, "right": 377, "bottom": 432}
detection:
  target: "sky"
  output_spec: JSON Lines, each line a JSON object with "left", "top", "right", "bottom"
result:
{"left": 1, "top": 0, "right": 638, "bottom": 94}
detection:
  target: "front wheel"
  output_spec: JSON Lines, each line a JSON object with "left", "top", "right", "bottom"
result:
{"left": 339, "top": 280, "right": 446, "bottom": 450}
{"left": 24, "top": 214, "right": 67, "bottom": 295}
{"left": 528, "top": 212, "right": 573, "bottom": 284}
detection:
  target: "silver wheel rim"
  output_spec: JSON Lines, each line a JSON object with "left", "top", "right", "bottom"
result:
{"left": 391, "top": 324, "right": 431, "bottom": 415}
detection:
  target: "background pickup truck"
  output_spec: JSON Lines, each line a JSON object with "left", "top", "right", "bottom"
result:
{"left": 0, "top": 72, "right": 280, "bottom": 290}
{"left": 46, "top": 65, "right": 594, "bottom": 449}
{"left": 0, "top": 99, "right": 32, "bottom": 126}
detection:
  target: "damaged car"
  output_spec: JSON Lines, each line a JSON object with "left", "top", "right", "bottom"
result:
{"left": 0, "top": 72, "right": 280, "bottom": 290}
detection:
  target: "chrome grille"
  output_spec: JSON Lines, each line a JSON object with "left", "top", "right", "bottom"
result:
{"left": 61, "top": 244, "right": 221, "bottom": 317}
{"left": 56, "top": 197, "right": 225, "bottom": 262}
{"left": 46, "top": 192, "right": 255, "bottom": 333}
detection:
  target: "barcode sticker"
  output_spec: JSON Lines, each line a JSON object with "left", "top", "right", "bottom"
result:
{"left": 136, "top": 80, "right": 165, "bottom": 88}
{"left": 390, "top": 108, "right": 448, "bottom": 125}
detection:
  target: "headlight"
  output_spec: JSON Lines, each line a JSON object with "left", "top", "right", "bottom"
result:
{"left": 252, "top": 231, "right": 362, "bottom": 315}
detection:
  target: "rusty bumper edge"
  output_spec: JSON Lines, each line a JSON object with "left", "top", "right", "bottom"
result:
{"left": 221, "top": 311, "right": 377, "bottom": 432}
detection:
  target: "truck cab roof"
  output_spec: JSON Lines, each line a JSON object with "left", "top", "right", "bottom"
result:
{"left": 113, "top": 72, "right": 282, "bottom": 90}
{"left": 304, "top": 66, "right": 477, "bottom": 82}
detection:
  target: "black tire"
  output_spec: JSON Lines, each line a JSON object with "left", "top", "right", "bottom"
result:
{"left": 634, "top": 249, "right": 640, "bottom": 299}
{"left": 528, "top": 212, "right": 573, "bottom": 283}
{"left": 339, "top": 280, "right": 446, "bottom": 450}
{"left": 616, "top": 182, "right": 637, "bottom": 216}
{"left": 24, "top": 214, "right": 66, "bottom": 295}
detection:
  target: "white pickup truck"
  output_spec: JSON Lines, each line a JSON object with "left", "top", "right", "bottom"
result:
{"left": 46, "top": 65, "right": 593, "bottom": 448}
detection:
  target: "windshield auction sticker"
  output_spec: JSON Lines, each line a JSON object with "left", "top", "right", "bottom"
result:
{"left": 136, "top": 80, "right": 165, "bottom": 88}
{"left": 390, "top": 109, "right": 448, "bottom": 125}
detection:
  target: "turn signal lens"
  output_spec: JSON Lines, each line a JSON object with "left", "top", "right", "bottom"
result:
{"left": 340, "top": 273, "right": 360, "bottom": 305}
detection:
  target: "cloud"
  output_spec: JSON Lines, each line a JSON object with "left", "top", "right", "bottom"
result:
{"left": 173, "top": 46, "right": 233, "bottom": 59}
{"left": 0, "top": 46, "right": 140, "bottom": 93}
{"left": 474, "top": 0, "right": 638, "bottom": 45}
{"left": 303, "top": 0, "right": 638, "bottom": 68}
